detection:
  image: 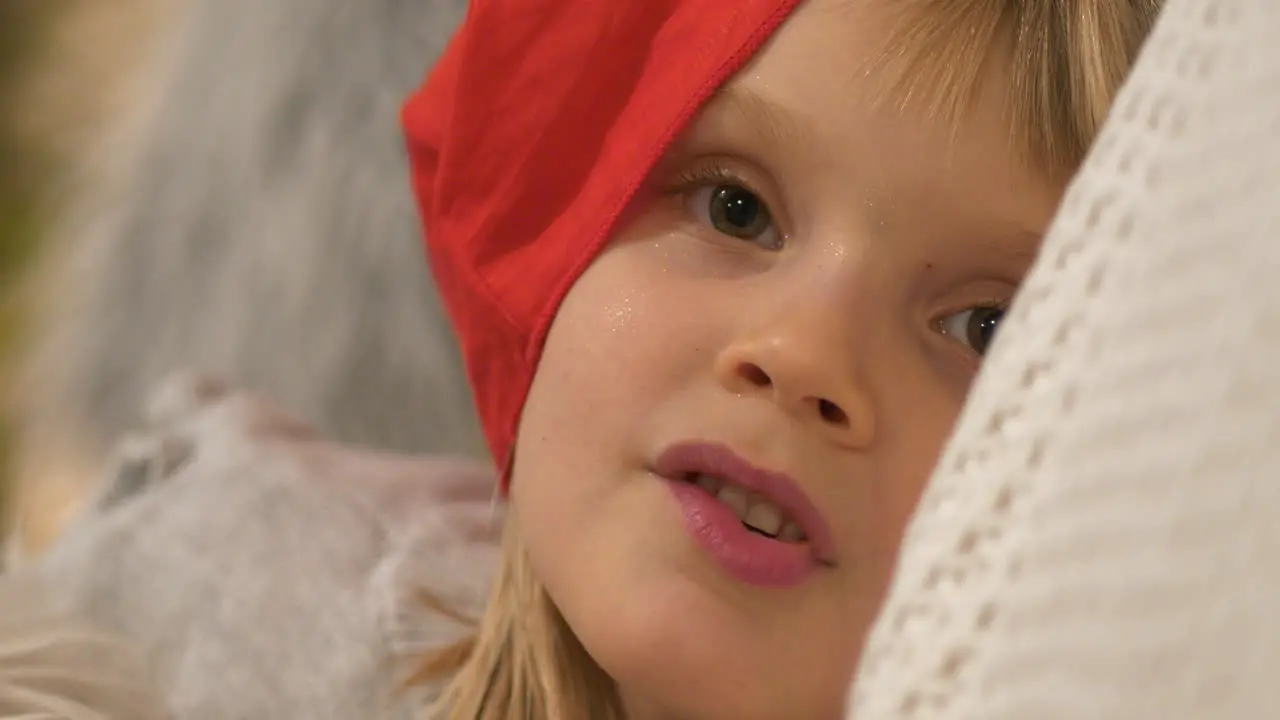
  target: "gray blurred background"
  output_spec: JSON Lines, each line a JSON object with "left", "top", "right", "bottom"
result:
{"left": 0, "top": 0, "right": 482, "bottom": 557}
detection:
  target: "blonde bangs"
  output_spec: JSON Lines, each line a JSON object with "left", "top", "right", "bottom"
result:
{"left": 876, "top": 0, "right": 1162, "bottom": 178}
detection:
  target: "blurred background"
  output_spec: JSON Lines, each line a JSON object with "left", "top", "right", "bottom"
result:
{"left": 0, "top": 3, "right": 37, "bottom": 527}
{"left": 0, "top": 0, "right": 168, "bottom": 545}
{"left": 0, "top": 3, "right": 34, "bottom": 539}
{"left": 0, "top": 0, "right": 482, "bottom": 563}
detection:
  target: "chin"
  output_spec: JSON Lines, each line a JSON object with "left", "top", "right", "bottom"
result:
{"left": 566, "top": 564, "right": 834, "bottom": 720}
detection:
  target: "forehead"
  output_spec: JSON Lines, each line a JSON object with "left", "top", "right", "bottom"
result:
{"left": 708, "top": 0, "right": 1061, "bottom": 228}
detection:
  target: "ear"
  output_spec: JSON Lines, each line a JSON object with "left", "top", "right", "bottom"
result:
{"left": 0, "top": 572, "right": 170, "bottom": 719}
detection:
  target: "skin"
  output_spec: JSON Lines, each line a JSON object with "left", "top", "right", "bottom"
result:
{"left": 510, "top": 1, "right": 1063, "bottom": 718}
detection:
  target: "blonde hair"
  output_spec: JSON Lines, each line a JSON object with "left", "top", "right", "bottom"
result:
{"left": 416, "top": 1, "right": 1162, "bottom": 717}
{"left": 415, "top": 518, "right": 624, "bottom": 719}
{"left": 882, "top": 0, "right": 1163, "bottom": 178}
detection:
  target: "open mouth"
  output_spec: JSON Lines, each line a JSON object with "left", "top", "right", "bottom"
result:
{"left": 681, "top": 472, "right": 808, "bottom": 544}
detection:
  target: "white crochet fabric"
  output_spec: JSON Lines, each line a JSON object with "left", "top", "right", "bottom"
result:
{"left": 849, "top": 0, "right": 1280, "bottom": 717}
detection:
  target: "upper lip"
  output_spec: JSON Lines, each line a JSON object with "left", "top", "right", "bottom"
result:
{"left": 654, "top": 440, "right": 837, "bottom": 565}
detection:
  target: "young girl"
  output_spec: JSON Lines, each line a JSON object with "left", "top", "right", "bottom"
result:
{"left": 2, "top": 0, "right": 1159, "bottom": 718}
{"left": 407, "top": 0, "right": 1158, "bottom": 717}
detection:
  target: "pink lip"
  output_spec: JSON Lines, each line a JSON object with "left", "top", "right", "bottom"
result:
{"left": 654, "top": 441, "right": 836, "bottom": 589}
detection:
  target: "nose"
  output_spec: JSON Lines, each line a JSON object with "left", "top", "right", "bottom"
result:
{"left": 714, "top": 328, "right": 877, "bottom": 449}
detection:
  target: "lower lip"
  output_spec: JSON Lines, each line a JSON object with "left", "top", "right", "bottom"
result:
{"left": 665, "top": 478, "right": 818, "bottom": 589}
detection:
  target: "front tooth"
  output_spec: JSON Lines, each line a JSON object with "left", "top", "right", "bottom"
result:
{"left": 778, "top": 522, "right": 806, "bottom": 543}
{"left": 715, "top": 485, "right": 749, "bottom": 520}
{"left": 744, "top": 502, "right": 783, "bottom": 536}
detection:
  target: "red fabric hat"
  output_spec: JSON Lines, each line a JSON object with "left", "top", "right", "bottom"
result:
{"left": 403, "top": 0, "right": 804, "bottom": 486}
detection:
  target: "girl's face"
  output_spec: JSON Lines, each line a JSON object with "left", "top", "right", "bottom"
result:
{"left": 510, "top": 1, "right": 1061, "bottom": 718}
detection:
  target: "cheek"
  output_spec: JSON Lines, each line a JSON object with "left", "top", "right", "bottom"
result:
{"left": 881, "top": 337, "right": 971, "bottom": 468}
{"left": 516, "top": 241, "right": 715, "bottom": 463}
{"left": 507, "top": 245, "right": 702, "bottom": 577}
{"left": 519, "top": 265, "right": 673, "bottom": 457}
{"left": 849, "top": 361, "right": 966, "bottom": 578}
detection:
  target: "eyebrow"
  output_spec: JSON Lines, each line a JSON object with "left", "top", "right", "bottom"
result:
{"left": 978, "top": 230, "right": 1044, "bottom": 270}
{"left": 697, "top": 87, "right": 1051, "bottom": 260}
{"left": 700, "top": 86, "right": 813, "bottom": 151}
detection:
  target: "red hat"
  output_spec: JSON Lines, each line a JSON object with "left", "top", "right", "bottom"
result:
{"left": 403, "top": 0, "right": 804, "bottom": 486}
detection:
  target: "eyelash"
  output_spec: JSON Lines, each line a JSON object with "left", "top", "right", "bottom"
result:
{"left": 669, "top": 161, "right": 1011, "bottom": 355}
{"left": 935, "top": 297, "right": 1012, "bottom": 356}
{"left": 940, "top": 297, "right": 1010, "bottom": 318}
{"left": 671, "top": 160, "right": 768, "bottom": 203}
{"left": 670, "top": 159, "right": 788, "bottom": 249}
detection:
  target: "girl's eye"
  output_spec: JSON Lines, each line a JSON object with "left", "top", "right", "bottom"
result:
{"left": 687, "top": 183, "right": 782, "bottom": 250}
{"left": 938, "top": 305, "right": 1006, "bottom": 356}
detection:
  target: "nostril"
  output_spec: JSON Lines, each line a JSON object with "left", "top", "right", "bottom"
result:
{"left": 738, "top": 362, "right": 772, "bottom": 388}
{"left": 817, "top": 398, "right": 849, "bottom": 426}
